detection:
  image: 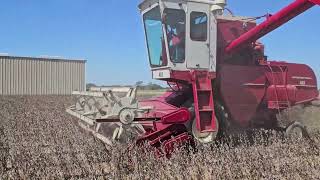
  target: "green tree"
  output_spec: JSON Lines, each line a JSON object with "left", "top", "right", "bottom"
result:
{"left": 135, "top": 81, "right": 144, "bottom": 87}
{"left": 86, "top": 83, "right": 96, "bottom": 91}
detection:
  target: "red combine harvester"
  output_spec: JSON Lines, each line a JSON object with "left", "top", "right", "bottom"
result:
{"left": 67, "top": 0, "right": 319, "bottom": 154}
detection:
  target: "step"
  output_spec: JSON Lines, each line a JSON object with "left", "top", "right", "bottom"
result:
{"left": 199, "top": 109, "right": 213, "bottom": 112}
{"left": 268, "top": 101, "right": 290, "bottom": 109}
{"left": 197, "top": 89, "right": 212, "bottom": 92}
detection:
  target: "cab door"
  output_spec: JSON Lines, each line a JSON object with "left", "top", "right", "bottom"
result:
{"left": 186, "top": 2, "right": 211, "bottom": 70}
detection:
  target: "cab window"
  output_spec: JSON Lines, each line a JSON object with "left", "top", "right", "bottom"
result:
{"left": 163, "top": 9, "right": 186, "bottom": 63}
{"left": 190, "top": 12, "right": 207, "bottom": 41}
{"left": 143, "top": 6, "right": 167, "bottom": 67}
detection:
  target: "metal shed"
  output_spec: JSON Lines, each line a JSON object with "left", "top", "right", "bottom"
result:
{"left": 0, "top": 55, "right": 86, "bottom": 95}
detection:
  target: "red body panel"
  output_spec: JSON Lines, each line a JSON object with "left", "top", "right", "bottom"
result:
{"left": 218, "top": 65, "right": 267, "bottom": 126}
{"left": 139, "top": 97, "right": 179, "bottom": 118}
{"left": 217, "top": 19, "right": 256, "bottom": 50}
{"left": 310, "top": 0, "right": 320, "bottom": 5}
{"left": 218, "top": 62, "right": 318, "bottom": 127}
{"left": 161, "top": 108, "right": 190, "bottom": 124}
{"left": 277, "top": 62, "right": 318, "bottom": 103}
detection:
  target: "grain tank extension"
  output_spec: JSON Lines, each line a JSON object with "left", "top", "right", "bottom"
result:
{"left": 67, "top": 0, "right": 319, "bottom": 155}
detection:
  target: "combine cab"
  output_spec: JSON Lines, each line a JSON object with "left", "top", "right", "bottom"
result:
{"left": 67, "top": 0, "right": 319, "bottom": 154}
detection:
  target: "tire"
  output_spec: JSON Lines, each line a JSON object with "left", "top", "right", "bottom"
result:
{"left": 190, "top": 102, "right": 228, "bottom": 144}
{"left": 285, "top": 121, "right": 309, "bottom": 139}
{"left": 214, "top": 102, "right": 230, "bottom": 138}
{"left": 191, "top": 115, "right": 219, "bottom": 144}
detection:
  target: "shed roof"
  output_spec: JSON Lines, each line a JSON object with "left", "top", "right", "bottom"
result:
{"left": 0, "top": 55, "right": 86, "bottom": 63}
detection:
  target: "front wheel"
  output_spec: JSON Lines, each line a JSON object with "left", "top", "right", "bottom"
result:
{"left": 191, "top": 116, "right": 219, "bottom": 144}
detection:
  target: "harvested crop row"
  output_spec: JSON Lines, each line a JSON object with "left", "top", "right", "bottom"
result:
{"left": 0, "top": 96, "right": 319, "bottom": 179}
{"left": 0, "top": 96, "right": 111, "bottom": 179}
{"left": 111, "top": 132, "right": 320, "bottom": 179}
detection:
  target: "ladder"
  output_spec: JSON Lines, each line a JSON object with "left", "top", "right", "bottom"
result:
{"left": 191, "top": 71, "right": 217, "bottom": 133}
{"left": 266, "top": 64, "right": 291, "bottom": 110}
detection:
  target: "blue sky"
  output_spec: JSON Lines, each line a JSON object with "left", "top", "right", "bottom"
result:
{"left": 0, "top": 0, "right": 319, "bottom": 86}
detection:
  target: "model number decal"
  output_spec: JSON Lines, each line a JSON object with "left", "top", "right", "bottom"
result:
{"left": 159, "top": 72, "right": 163, "bottom": 77}
{"left": 299, "top": 81, "right": 306, "bottom": 85}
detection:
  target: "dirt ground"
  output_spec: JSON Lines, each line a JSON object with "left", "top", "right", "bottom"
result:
{"left": 0, "top": 96, "right": 320, "bottom": 179}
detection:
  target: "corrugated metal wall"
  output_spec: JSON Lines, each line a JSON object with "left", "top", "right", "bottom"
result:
{"left": 0, "top": 56, "right": 86, "bottom": 95}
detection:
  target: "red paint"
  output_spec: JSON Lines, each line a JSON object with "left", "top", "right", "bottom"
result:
{"left": 309, "top": 0, "right": 320, "bottom": 5}
{"left": 155, "top": 70, "right": 215, "bottom": 84}
{"left": 218, "top": 61, "right": 318, "bottom": 126}
{"left": 269, "top": 62, "right": 318, "bottom": 103}
{"left": 136, "top": 124, "right": 193, "bottom": 157}
{"left": 162, "top": 132, "right": 192, "bottom": 157}
{"left": 218, "top": 65, "right": 267, "bottom": 126}
{"left": 161, "top": 108, "right": 190, "bottom": 124}
{"left": 217, "top": 18, "right": 256, "bottom": 50}
{"left": 191, "top": 70, "right": 217, "bottom": 132}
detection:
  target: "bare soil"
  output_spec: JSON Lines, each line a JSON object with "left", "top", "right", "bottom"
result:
{"left": 0, "top": 96, "right": 320, "bottom": 179}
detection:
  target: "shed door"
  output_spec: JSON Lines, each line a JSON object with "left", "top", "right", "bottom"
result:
{"left": 186, "top": 2, "right": 210, "bottom": 69}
